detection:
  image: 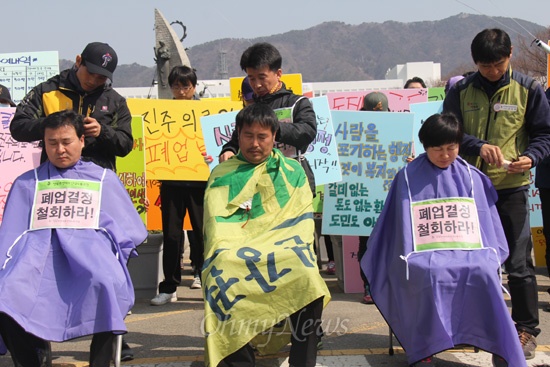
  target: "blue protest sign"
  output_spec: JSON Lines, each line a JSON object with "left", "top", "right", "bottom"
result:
{"left": 322, "top": 111, "right": 414, "bottom": 236}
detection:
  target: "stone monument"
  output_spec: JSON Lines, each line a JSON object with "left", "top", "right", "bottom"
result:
{"left": 154, "top": 8, "right": 192, "bottom": 99}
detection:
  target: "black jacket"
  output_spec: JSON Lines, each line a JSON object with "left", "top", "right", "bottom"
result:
{"left": 535, "top": 87, "right": 550, "bottom": 189}
{"left": 221, "top": 83, "right": 317, "bottom": 193}
{"left": 10, "top": 68, "right": 133, "bottom": 171}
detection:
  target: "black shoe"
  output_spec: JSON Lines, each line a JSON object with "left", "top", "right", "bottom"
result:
{"left": 121, "top": 339, "right": 134, "bottom": 362}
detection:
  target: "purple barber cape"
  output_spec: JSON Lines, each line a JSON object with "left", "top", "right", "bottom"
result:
{"left": 0, "top": 160, "right": 147, "bottom": 347}
{"left": 361, "top": 154, "right": 525, "bottom": 366}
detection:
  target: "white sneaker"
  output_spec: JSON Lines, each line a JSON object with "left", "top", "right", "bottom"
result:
{"left": 190, "top": 276, "right": 202, "bottom": 289}
{"left": 150, "top": 292, "right": 177, "bottom": 306}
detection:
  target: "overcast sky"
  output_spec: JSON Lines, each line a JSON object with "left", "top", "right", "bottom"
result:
{"left": 4, "top": 0, "right": 549, "bottom": 66}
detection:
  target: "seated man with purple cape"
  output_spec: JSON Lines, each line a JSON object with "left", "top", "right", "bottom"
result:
{"left": 0, "top": 110, "right": 147, "bottom": 367}
{"left": 361, "top": 113, "right": 525, "bottom": 367}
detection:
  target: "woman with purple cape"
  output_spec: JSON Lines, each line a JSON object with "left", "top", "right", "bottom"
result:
{"left": 361, "top": 113, "right": 525, "bottom": 367}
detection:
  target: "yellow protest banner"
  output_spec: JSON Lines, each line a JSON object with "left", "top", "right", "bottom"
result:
{"left": 127, "top": 99, "right": 242, "bottom": 181}
{"left": 116, "top": 116, "right": 147, "bottom": 224}
{"left": 229, "top": 74, "right": 304, "bottom": 102}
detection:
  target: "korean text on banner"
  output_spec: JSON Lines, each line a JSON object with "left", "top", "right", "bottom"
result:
{"left": 116, "top": 115, "right": 147, "bottom": 224}
{"left": 322, "top": 110, "right": 414, "bottom": 236}
{"left": 327, "top": 88, "right": 428, "bottom": 112}
{"left": 0, "top": 107, "right": 41, "bottom": 223}
{"left": 0, "top": 51, "right": 60, "bottom": 104}
{"left": 126, "top": 98, "right": 242, "bottom": 181}
{"left": 201, "top": 96, "right": 341, "bottom": 185}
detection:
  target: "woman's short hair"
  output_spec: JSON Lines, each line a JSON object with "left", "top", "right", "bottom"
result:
{"left": 419, "top": 113, "right": 463, "bottom": 148}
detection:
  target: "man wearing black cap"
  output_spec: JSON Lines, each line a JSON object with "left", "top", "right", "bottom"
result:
{"left": 0, "top": 84, "right": 16, "bottom": 107}
{"left": 10, "top": 42, "right": 132, "bottom": 171}
{"left": 8, "top": 43, "right": 135, "bottom": 361}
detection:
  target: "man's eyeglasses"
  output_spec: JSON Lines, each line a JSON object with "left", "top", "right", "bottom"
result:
{"left": 171, "top": 85, "right": 193, "bottom": 92}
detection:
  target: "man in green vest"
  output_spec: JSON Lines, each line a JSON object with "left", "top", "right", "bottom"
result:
{"left": 443, "top": 28, "right": 550, "bottom": 361}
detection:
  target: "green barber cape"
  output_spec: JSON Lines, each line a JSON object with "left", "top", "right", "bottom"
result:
{"left": 202, "top": 149, "right": 331, "bottom": 367}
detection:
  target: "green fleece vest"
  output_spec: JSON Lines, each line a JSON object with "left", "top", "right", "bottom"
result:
{"left": 460, "top": 74, "right": 531, "bottom": 190}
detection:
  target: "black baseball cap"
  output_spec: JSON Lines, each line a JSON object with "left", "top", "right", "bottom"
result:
{"left": 81, "top": 42, "right": 118, "bottom": 80}
{"left": 0, "top": 84, "right": 16, "bottom": 107}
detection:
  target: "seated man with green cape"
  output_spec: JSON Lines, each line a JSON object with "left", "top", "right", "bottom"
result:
{"left": 202, "top": 103, "right": 330, "bottom": 367}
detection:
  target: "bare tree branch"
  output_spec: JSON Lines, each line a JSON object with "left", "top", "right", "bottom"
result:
{"left": 513, "top": 27, "right": 550, "bottom": 85}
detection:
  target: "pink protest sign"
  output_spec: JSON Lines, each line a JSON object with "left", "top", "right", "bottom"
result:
{"left": 326, "top": 89, "right": 428, "bottom": 112}
{"left": 342, "top": 236, "right": 364, "bottom": 293}
{"left": 0, "top": 107, "right": 42, "bottom": 223}
{"left": 411, "top": 198, "right": 482, "bottom": 252}
{"left": 30, "top": 179, "right": 101, "bottom": 229}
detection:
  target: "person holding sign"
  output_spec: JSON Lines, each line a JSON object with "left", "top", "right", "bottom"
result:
{"left": 357, "top": 91, "right": 391, "bottom": 304}
{"left": 218, "top": 42, "right": 317, "bottom": 194}
{"left": 443, "top": 28, "right": 550, "bottom": 360}
{"left": 0, "top": 110, "right": 147, "bottom": 367}
{"left": 10, "top": 42, "right": 133, "bottom": 172}
{"left": 152, "top": 65, "right": 205, "bottom": 307}
{"left": 362, "top": 113, "right": 525, "bottom": 367}
{"left": 203, "top": 103, "right": 330, "bottom": 367}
